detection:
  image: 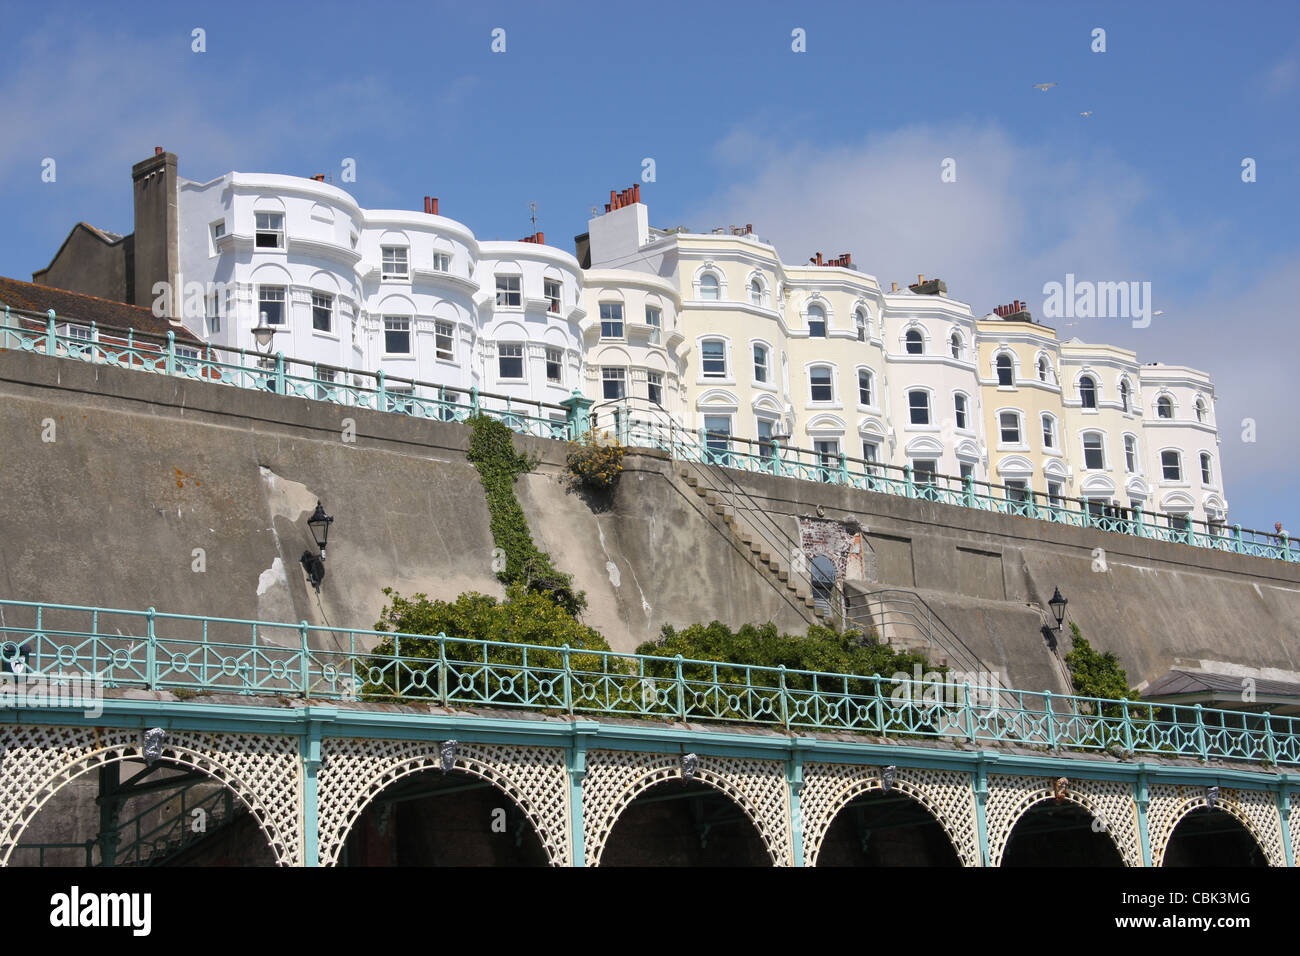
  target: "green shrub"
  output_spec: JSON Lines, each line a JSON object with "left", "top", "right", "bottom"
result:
{"left": 566, "top": 429, "right": 625, "bottom": 491}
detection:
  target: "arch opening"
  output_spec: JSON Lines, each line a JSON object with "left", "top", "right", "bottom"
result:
{"left": 599, "top": 779, "right": 771, "bottom": 866}
{"left": 1163, "top": 807, "right": 1267, "bottom": 867}
{"left": 9, "top": 756, "right": 276, "bottom": 868}
{"left": 817, "top": 790, "right": 961, "bottom": 866}
{"left": 1000, "top": 801, "right": 1123, "bottom": 867}
{"left": 341, "top": 768, "right": 548, "bottom": 866}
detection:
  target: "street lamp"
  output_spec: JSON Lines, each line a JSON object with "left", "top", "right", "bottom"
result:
{"left": 1048, "top": 587, "right": 1068, "bottom": 632}
{"left": 251, "top": 312, "right": 278, "bottom": 353}
{"left": 300, "top": 501, "right": 334, "bottom": 592}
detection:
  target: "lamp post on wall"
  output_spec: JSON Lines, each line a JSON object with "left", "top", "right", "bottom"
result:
{"left": 1049, "top": 587, "right": 1069, "bottom": 632}
{"left": 252, "top": 312, "right": 279, "bottom": 390}
{"left": 300, "top": 501, "right": 334, "bottom": 592}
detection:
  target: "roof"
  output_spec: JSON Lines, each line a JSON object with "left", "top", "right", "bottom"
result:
{"left": 1142, "top": 669, "right": 1300, "bottom": 713}
{"left": 0, "top": 276, "right": 202, "bottom": 344}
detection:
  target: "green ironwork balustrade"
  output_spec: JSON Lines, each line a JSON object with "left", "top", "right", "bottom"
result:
{"left": 0, "top": 306, "right": 1291, "bottom": 563}
{"left": 0, "top": 598, "right": 1295, "bottom": 768}
{"left": 591, "top": 396, "right": 1291, "bottom": 564}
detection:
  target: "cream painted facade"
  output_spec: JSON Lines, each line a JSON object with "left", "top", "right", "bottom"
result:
{"left": 584, "top": 195, "right": 1226, "bottom": 523}
{"left": 581, "top": 269, "right": 686, "bottom": 420}
{"left": 585, "top": 201, "right": 991, "bottom": 480}
{"left": 976, "top": 317, "right": 1068, "bottom": 504}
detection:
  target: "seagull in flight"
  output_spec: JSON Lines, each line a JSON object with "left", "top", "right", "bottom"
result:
{"left": 1080, "top": 110, "right": 1093, "bottom": 117}
{"left": 1032, "top": 82, "right": 1058, "bottom": 92}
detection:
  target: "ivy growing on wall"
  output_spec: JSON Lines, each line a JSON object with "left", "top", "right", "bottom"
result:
{"left": 466, "top": 414, "right": 586, "bottom": 615}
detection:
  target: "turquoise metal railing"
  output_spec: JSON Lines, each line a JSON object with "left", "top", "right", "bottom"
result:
{"left": 0, "top": 598, "right": 1295, "bottom": 767}
{"left": 0, "top": 307, "right": 573, "bottom": 442}
{"left": 590, "top": 396, "right": 1296, "bottom": 564}
{"left": 1, "top": 305, "right": 1292, "bottom": 563}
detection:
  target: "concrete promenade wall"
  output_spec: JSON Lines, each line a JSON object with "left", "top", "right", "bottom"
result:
{"left": 2, "top": 347, "right": 1298, "bottom": 696}
{"left": 695, "top": 467, "right": 1300, "bottom": 695}
{"left": 0, "top": 349, "right": 809, "bottom": 652}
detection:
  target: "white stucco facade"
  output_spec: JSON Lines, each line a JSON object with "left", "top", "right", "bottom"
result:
{"left": 168, "top": 170, "right": 1227, "bottom": 525}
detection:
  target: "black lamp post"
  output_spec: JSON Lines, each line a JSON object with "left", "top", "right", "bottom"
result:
{"left": 300, "top": 501, "right": 334, "bottom": 592}
{"left": 1049, "top": 587, "right": 1068, "bottom": 632}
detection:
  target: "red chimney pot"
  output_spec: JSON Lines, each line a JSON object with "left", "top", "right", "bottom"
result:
{"left": 154, "top": 146, "right": 163, "bottom": 156}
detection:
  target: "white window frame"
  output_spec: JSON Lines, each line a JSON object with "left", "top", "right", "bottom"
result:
{"left": 808, "top": 364, "right": 836, "bottom": 404}
{"left": 435, "top": 320, "right": 455, "bottom": 361}
{"left": 495, "top": 274, "right": 522, "bottom": 309}
{"left": 599, "top": 302, "right": 625, "bottom": 340}
{"left": 904, "top": 328, "right": 924, "bottom": 355}
{"left": 807, "top": 304, "right": 828, "bottom": 338}
{"left": 254, "top": 211, "right": 284, "bottom": 249}
{"left": 954, "top": 392, "right": 969, "bottom": 430}
{"left": 645, "top": 306, "right": 662, "bottom": 345}
{"left": 1081, "top": 430, "right": 1106, "bottom": 471}
{"left": 1156, "top": 394, "right": 1175, "bottom": 419}
{"left": 432, "top": 252, "right": 453, "bottom": 273}
{"left": 544, "top": 278, "right": 562, "bottom": 316}
{"left": 994, "top": 352, "right": 1015, "bottom": 387}
{"left": 311, "top": 292, "right": 334, "bottom": 334}
{"left": 497, "top": 342, "right": 526, "bottom": 380}
{"left": 753, "top": 343, "right": 770, "bottom": 384}
{"left": 381, "top": 246, "right": 409, "bottom": 281}
{"left": 698, "top": 272, "right": 721, "bottom": 301}
{"left": 1078, "top": 375, "right": 1098, "bottom": 409}
{"left": 997, "top": 410, "right": 1023, "bottom": 448}
{"left": 647, "top": 370, "right": 664, "bottom": 406}
{"left": 1124, "top": 434, "right": 1139, "bottom": 474}
{"left": 907, "top": 388, "right": 931, "bottom": 426}
{"left": 258, "top": 286, "right": 286, "bottom": 326}
{"left": 206, "top": 292, "right": 223, "bottom": 335}
{"left": 1041, "top": 413, "right": 1058, "bottom": 450}
{"left": 601, "top": 366, "right": 627, "bottom": 400}
{"left": 1200, "top": 452, "right": 1213, "bottom": 485}
{"left": 383, "top": 316, "right": 411, "bottom": 355}
{"left": 857, "top": 368, "right": 874, "bottom": 408}
{"left": 701, "top": 338, "right": 728, "bottom": 379}
{"left": 545, "top": 346, "right": 563, "bottom": 384}
{"left": 1160, "top": 449, "right": 1183, "bottom": 482}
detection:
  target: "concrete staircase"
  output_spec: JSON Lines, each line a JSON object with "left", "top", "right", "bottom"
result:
{"left": 675, "top": 464, "right": 829, "bottom": 626}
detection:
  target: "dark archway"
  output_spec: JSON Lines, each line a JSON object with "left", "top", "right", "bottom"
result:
{"left": 342, "top": 770, "right": 548, "bottom": 866}
{"left": 600, "top": 779, "right": 772, "bottom": 866}
{"left": 11, "top": 759, "right": 276, "bottom": 867}
{"left": 1163, "top": 808, "right": 1267, "bottom": 867}
{"left": 1001, "top": 802, "right": 1124, "bottom": 866}
{"left": 817, "top": 791, "right": 961, "bottom": 866}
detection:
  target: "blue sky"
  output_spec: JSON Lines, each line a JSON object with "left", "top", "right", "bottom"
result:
{"left": 1, "top": 0, "right": 1297, "bottom": 533}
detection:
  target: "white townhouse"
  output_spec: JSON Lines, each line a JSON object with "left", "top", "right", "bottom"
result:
{"left": 581, "top": 189, "right": 990, "bottom": 480}
{"left": 1138, "top": 363, "right": 1226, "bottom": 527}
{"left": 173, "top": 170, "right": 585, "bottom": 418}
{"left": 879, "top": 277, "right": 986, "bottom": 484}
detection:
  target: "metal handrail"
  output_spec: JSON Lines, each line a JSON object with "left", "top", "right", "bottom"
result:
{"left": 591, "top": 396, "right": 840, "bottom": 628}
{"left": 0, "top": 597, "right": 1295, "bottom": 767}
{"left": 844, "top": 588, "right": 992, "bottom": 679}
